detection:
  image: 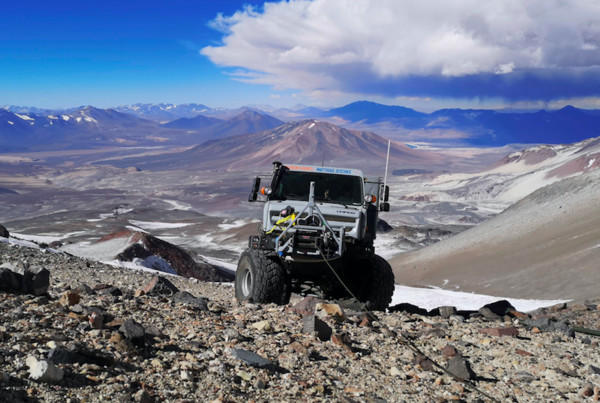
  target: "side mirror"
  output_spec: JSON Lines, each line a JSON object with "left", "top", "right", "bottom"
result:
{"left": 248, "top": 177, "right": 261, "bottom": 202}
{"left": 384, "top": 185, "right": 390, "bottom": 202}
{"left": 380, "top": 202, "right": 390, "bottom": 212}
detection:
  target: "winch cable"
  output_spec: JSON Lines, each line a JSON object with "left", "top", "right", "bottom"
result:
{"left": 315, "top": 245, "right": 504, "bottom": 403}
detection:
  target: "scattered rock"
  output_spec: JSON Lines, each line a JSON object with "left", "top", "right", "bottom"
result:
{"left": 119, "top": 319, "right": 145, "bottom": 341}
{"left": 59, "top": 291, "right": 81, "bottom": 306}
{"left": 438, "top": 306, "right": 457, "bottom": 318}
{"left": 302, "top": 315, "right": 332, "bottom": 341}
{"left": 446, "top": 356, "right": 476, "bottom": 381}
{"left": 315, "top": 303, "right": 346, "bottom": 321}
{"left": 482, "top": 300, "right": 516, "bottom": 316}
{"left": 26, "top": 356, "right": 64, "bottom": 383}
{"left": 142, "top": 276, "right": 179, "bottom": 296}
{"left": 172, "top": 291, "right": 209, "bottom": 310}
{"left": 478, "top": 326, "right": 520, "bottom": 337}
{"left": 289, "top": 296, "right": 322, "bottom": 316}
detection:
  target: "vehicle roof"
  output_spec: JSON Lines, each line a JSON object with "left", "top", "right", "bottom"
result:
{"left": 283, "top": 164, "right": 363, "bottom": 177}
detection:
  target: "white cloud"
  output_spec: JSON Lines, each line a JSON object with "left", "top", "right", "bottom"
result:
{"left": 201, "top": 0, "right": 600, "bottom": 101}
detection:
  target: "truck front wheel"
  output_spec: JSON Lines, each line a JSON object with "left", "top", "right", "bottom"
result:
{"left": 235, "top": 249, "right": 291, "bottom": 305}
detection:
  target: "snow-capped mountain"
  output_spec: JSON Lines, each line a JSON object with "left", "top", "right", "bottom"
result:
{"left": 0, "top": 106, "right": 288, "bottom": 151}
{"left": 400, "top": 136, "right": 600, "bottom": 207}
{"left": 113, "top": 103, "right": 214, "bottom": 121}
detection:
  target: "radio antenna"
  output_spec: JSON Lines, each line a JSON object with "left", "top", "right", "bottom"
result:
{"left": 383, "top": 139, "right": 391, "bottom": 189}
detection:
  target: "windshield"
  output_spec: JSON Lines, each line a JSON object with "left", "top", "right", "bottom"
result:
{"left": 272, "top": 171, "right": 363, "bottom": 205}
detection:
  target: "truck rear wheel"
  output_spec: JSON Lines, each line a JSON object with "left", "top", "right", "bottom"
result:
{"left": 235, "top": 249, "right": 291, "bottom": 305}
{"left": 333, "top": 254, "right": 394, "bottom": 311}
{"left": 360, "top": 254, "right": 395, "bottom": 311}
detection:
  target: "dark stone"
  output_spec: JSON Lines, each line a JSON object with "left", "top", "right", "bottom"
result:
{"left": 98, "top": 286, "right": 122, "bottom": 297}
{"left": 172, "top": 291, "right": 208, "bottom": 310}
{"left": 482, "top": 300, "right": 516, "bottom": 316}
{"left": 48, "top": 346, "right": 114, "bottom": 366}
{"left": 388, "top": 303, "right": 429, "bottom": 316}
{"left": 73, "top": 283, "right": 96, "bottom": 295}
{"left": 119, "top": 319, "right": 145, "bottom": 340}
{"left": 0, "top": 268, "right": 20, "bottom": 292}
{"left": 376, "top": 219, "right": 393, "bottom": 233}
{"left": 0, "top": 224, "right": 9, "bottom": 238}
{"left": 446, "top": 356, "right": 476, "bottom": 380}
{"left": 302, "top": 315, "right": 332, "bottom": 341}
{"left": 588, "top": 365, "right": 600, "bottom": 375}
{"left": 142, "top": 276, "right": 179, "bottom": 296}
{"left": 30, "top": 267, "right": 50, "bottom": 296}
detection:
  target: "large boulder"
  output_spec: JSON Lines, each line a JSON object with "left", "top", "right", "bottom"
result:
{"left": 0, "top": 224, "right": 8, "bottom": 238}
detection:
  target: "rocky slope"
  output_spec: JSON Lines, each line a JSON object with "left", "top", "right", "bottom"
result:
{"left": 392, "top": 168, "right": 600, "bottom": 300}
{"left": 2, "top": 240, "right": 600, "bottom": 402}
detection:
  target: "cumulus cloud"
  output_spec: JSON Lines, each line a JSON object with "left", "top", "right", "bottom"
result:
{"left": 201, "top": 0, "right": 600, "bottom": 102}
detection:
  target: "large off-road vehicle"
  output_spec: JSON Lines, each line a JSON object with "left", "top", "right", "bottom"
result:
{"left": 235, "top": 161, "right": 395, "bottom": 310}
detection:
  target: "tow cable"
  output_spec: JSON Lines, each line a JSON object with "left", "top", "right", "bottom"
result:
{"left": 316, "top": 245, "right": 504, "bottom": 403}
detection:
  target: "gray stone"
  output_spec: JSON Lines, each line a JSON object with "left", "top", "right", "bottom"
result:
{"left": 231, "top": 348, "right": 272, "bottom": 368}
{"left": 302, "top": 315, "right": 332, "bottom": 341}
{"left": 446, "top": 356, "right": 476, "bottom": 380}
{"left": 439, "top": 306, "right": 457, "bottom": 318}
{"left": 589, "top": 364, "right": 600, "bottom": 375}
{"left": 119, "top": 319, "right": 145, "bottom": 340}
{"left": 478, "top": 307, "right": 501, "bottom": 321}
{"left": 172, "top": 291, "right": 208, "bottom": 310}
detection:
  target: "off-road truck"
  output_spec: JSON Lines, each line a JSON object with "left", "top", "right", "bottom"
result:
{"left": 235, "top": 161, "right": 395, "bottom": 310}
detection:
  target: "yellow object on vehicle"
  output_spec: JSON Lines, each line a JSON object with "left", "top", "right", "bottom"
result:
{"left": 266, "top": 214, "right": 296, "bottom": 234}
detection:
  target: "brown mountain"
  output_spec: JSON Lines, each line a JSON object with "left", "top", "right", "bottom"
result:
{"left": 176, "top": 119, "right": 438, "bottom": 171}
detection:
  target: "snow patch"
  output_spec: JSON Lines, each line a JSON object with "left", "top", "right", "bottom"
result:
{"left": 391, "top": 285, "right": 569, "bottom": 312}
{"left": 218, "top": 219, "right": 251, "bottom": 230}
{"left": 15, "top": 113, "right": 34, "bottom": 121}
{"left": 11, "top": 232, "right": 85, "bottom": 244}
{"left": 129, "top": 220, "right": 194, "bottom": 230}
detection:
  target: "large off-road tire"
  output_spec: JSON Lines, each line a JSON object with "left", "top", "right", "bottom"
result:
{"left": 333, "top": 254, "right": 395, "bottom": 311}
{"left": 235, "top": 249, "right": 291, "bottom": 305}
{"left": 359, "top": 254, "right": 395, "bottom": 311}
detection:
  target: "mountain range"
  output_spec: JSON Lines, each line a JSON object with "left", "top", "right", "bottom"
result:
{"left": 3, "top": 101, "right": 600, "bottom": 148}
{"left": 0, "top": 106, "right": 284, "bottom": 152}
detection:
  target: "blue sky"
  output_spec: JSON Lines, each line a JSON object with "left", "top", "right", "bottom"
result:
{"left": 2, "top": 0, "right": 600, "bottom": 112}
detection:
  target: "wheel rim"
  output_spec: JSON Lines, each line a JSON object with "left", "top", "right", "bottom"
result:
{"left": 240, "top": 267, "right": 253, "bottom": 297}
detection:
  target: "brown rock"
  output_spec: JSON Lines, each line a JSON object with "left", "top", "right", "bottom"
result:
{"left": 516, "top": 349, "right": 533, "bottom": 357}
{"left": 316, "top": 303, "right": 346, "bottom": 321}
{"left": 289, "top": 296, "right": 322, "bottom": 316}
{"left": 442, "top": 344, "right": 460, "bottom": 359}
{"left": 59, "top": 292, "right": 80, "bottom": 307}
{"left": 478, "top": 326, "right": 519, "bottom": 337}
{"left": 89, "top": 312, "right": 103, "bottom": 329}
